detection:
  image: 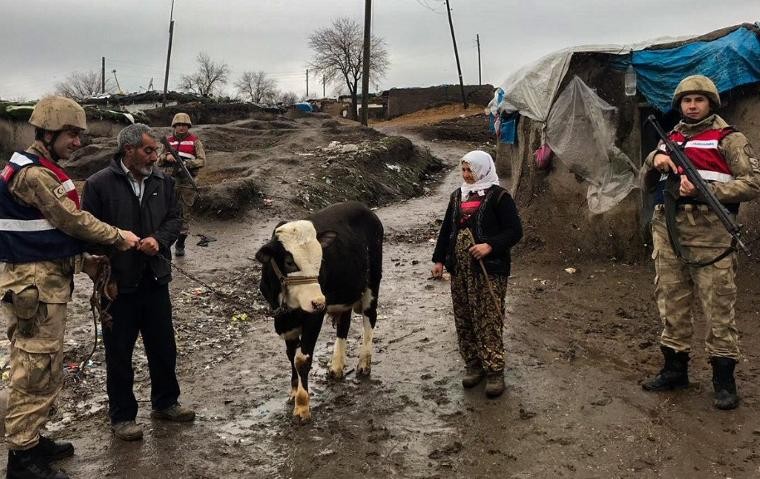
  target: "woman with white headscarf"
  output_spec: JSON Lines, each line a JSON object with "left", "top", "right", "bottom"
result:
{"left": 431, "top": 150, "right": 522, "bottom": 398}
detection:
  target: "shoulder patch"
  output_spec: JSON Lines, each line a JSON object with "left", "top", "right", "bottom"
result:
{"left": 53, "top": 185, "right": 67, "bottom": 199}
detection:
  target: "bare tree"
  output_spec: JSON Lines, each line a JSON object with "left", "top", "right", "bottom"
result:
{"left": 179, "top": 52, "right": 230, "bottom": 97}
{"left": 278, "top": 91, "right": 299, "bottom": 107}
{"left": 309, "top": 17, "right": 389, "bottom": 120}
{"left": 234, "top": 71, "right": 278, "bottom": 104}
{"left": 55, "top": 71, "right": 114, "bottom": 99}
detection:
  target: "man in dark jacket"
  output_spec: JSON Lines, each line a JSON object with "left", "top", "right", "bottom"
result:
{"left": 82, "top": 123, "right": 195, "bottom": 442}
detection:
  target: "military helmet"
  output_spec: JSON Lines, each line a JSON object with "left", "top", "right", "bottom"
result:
{"left": 672, "top": 75, "right": 720, "bottom": 109}
{"left": 28, "top": 96, "right": 87, "bottom": 131}
{"left": 171, "top": 112, "right": 192, "bottom": 127}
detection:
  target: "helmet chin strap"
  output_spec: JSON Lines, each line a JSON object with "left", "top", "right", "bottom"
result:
{"left": 32, "top": 130, "right": 61, "bottom": 163}
{"left": 39, "top": 130, "right": 62, "bottom": 162}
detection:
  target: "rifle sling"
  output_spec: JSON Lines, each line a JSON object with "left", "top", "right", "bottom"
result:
{"left": 663, "top": 173, "right": 735, "bottom": 268}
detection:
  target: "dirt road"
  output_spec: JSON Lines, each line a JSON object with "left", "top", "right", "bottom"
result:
{"left": 3, "top": 129, "right": 760, "bottom": 478}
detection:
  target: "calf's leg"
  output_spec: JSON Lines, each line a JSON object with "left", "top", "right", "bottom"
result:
{"left": 329, "top": 311, "right": 351, "bottom": 379}
{"left": 357, "top": 303, "right": 377, "bottom": 376}
{"left": 292, "top": 315, "right": 324, "bottom": 421}
{"left": 285, "top": 339, "right": 299, "bottom": 403}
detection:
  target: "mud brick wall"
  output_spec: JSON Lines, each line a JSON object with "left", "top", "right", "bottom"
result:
{"left": 386, "top": 84, "right": 494, "bottom": 119}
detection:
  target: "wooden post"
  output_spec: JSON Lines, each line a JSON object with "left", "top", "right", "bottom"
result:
{"left": 445, "top": 0, "right": 468, "bottom": 109}
{"left": 361, "top": 0, "right": 372, "bottom": 125}
{"left": 162, "top": 0, "right": 176, "bottom": 108}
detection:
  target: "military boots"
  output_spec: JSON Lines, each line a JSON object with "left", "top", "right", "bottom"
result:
{"left": 642, "top": 346, "right": 690, "bottom": 391}
{"left": 461, "top": 363, "right": 486, "bottom": 388}
{"left": 35, "top": 436, "right": 74, "bottom": 462}
{"left": 175, "top": 234, "right": 187, "bottom": 257}
{"left": 484, "top": 371, "right": 505, "bottom": 398}
{"left": 7, "top": 447, "right": 69, "bottom": 479}
{"left": 711, "top": 357, "right": 739, "bottom": 410}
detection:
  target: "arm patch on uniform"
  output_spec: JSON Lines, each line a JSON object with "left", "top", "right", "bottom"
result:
{"left": 53, "top": 185, "right": 67, "bottom": 199}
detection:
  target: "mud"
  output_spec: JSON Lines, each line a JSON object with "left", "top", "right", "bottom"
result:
{"left": 3, "top": 124, "right": 760, "bottom": 478}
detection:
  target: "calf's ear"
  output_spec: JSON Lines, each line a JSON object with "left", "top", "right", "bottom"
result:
{"left": 271, "top": 221, "right": 288, "bottom": 238}
{"left": 255, "top": 242, "right": 276, "bottom": 264}
{"left": 317, "top": 230, "right": 338, "bottom": 249}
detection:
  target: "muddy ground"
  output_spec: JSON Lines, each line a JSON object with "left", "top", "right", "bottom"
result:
{"left": 3, "top": 117, "right": 760, "bottom": 478}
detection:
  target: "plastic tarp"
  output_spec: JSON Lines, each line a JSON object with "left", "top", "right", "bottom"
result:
{"left": 495, "top": 49, "right": 574, "bottom": 122}
{"left": 294, "top": 102, "right": 313, "bottom": 112}
{"left": 633, "top": 27, "right": 760, "bottom": 112}
{"left": 493, "top": 42, "right": 670, "bottom": 122}
{"left": 546, "top": 76, "right": 638, "bottom": 214}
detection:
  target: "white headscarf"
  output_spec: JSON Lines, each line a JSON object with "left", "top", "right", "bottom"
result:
{"left": 460, "top": 150, "right": 500, "bottom": 199}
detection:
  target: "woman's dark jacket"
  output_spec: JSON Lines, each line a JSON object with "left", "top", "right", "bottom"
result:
{"left": 432, "top": 185, "right": 522, "bottom": 276}
{"left": 82, "top": 156, "right": 181, "bottom": 293}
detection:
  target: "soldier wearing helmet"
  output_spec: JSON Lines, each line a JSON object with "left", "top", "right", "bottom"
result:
{"left": 0, "top": 96, "right": 140, "bottom": 479}
{"left": 158, "top": 112, "right": 206, "bottom": 257}
{"left": 640, "top": 75, "right": 760, "bottom": 410}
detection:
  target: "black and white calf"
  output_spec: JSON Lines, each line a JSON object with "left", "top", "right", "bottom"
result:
{"left": 255, "top": 201, "right": 383, "bottom": 421}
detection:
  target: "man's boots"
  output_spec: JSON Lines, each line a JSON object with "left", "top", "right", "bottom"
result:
{"left": 36, "top": 436, "right": 74, "bottom": 462}
{"left": 461, "top": 363, "right": 486, "bottom": 388}
{"left": 7, "top": 447, "right": 69, "bottom": 479}
{"left": 484, "top": 371, "right": 505, "bottom": 398}
{"left": 642, "top": 345, "right": 690, "bottom": 391}
{"left": 175, "top": 234, "right": 187, "bottom": 257}
{"left": 711, "top": 356, "right": 739, "bottom": 410}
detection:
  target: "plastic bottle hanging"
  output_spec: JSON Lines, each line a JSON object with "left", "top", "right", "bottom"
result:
{"left": 624, "top": 63, "right": 637, "bottom": 97}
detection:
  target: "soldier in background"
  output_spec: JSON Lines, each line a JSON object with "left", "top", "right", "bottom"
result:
{"left": 0, "top": 96, "right": 139, "bottom": 479}
{"left": 640, "top": 75, "right": 760, "bottom": 410}
{"left": 158, "top": 113, "right": 206, "bottom": 257}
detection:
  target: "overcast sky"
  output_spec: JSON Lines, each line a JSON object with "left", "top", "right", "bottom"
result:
{"left": 1, "top": 0, "right": 758, "bottom": 101}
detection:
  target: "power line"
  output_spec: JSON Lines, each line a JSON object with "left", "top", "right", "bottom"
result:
{"left": 415, "top": 0, "right": 445, "bottom": 14}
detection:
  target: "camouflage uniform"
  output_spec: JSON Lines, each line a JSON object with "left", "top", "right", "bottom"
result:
{"left": 1, "top": 142, "right": 124, "bottom": 450}
{"left": 159, "top": 136, "right": 205, "bottom": 236}
{"left": 450, "top": 229, "right": 508, "bottom": 372}
{"left": 643, "top": 114, "right": 760, "bottom": 359}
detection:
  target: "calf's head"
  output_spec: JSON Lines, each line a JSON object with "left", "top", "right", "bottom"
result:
{"left": 256, "top": 220, "right": 336, "bottom": 313}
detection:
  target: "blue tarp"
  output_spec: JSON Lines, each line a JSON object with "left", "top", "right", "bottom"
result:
{"left": 294, "top": 102, "right": 313, "bottom": 112}
{"left": 499, "top": 113, "right": 519, "bottom": 144}
{"left": 632, "top": 27, "right": 760, "bottom": 112}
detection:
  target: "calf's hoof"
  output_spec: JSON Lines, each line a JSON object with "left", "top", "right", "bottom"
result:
{"left": 327, "top": 365, "right": 345, "bottom": 380}
{"left": 356, "top": 356, "right": 372, "bottom": 377}
{"left": 292, "top": 405, "right": 311, "bottom": 423}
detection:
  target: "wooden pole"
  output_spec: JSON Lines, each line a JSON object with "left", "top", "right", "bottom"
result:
{"left": 476, "top": 34, "right": 481, "bottom": 86}
{"left": 162, "top": 0, "right": 175, "bottom": 108}
{"left": 101, "top": 57, "right": 105, "bottom": 93}
{"left": 361, "top": 0, "right": 372, "bottom": 125}
{"left": 445, "top": 0, "right": 468, "bottom": 109}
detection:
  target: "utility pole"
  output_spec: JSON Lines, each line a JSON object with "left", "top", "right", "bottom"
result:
{"left": 445, "top": 0, "right": 468, "bottom": 109}
{"left": 476, "top": 34, "right": 481, "bottom": 86}
{"left": 162, "top": 0, "right": 176, "bottom": 108}
{"left": 306, "top": 69, "right": 309, "bottom": 97}
{"left": 323, "top": 75, "right": 326, "bottom": 97}
{"left": 360, "top": 0, "right": 372, "bottom": 125}
{"left": 112, "top": 70, "right": 123, "bottom": 94}
{"left": 101, "top": 57, "right": 106, "bottom": 94}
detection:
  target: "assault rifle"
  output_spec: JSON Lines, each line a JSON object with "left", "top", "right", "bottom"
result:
{"left": 646, "top": 114, "right": 750, "bottom": 258}
{"left": 160, "top": 136, "right": 198, "bottom": 191}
